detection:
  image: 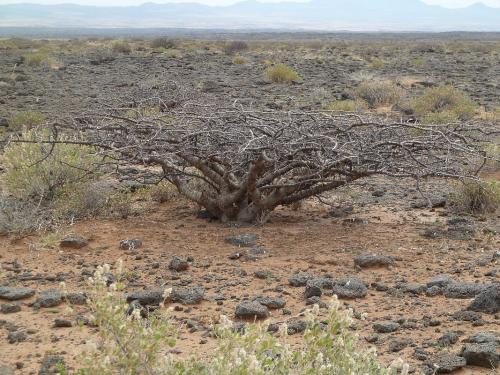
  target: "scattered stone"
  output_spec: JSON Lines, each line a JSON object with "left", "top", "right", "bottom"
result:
{"left": 460, "top": 343, "right": 499, "bottom": 368}
{"left": 7, "top": 331, "right": 27, "bottom": 344}
{"left": 53, "top": 319, "right": 72, "bottom": 328}
{"left": 466, "top": 332, "right": 499, "bottom": 344}
{"left": 305, "top": 296, "right": 328, "bottom": 308}
{"left": 437, "top": 332, "right": 460, "bottom": 346}
{"left": 254, "top": 270, "right": 273, "bottom": 279}
{"left": 354, "top": 255, "right": 393, "bottom": 268}
{"left": 405, "top": 283, "right": 426, "bottom": 295}
{"left": 427, "top": 274, "right": 453, "bottom": 289}
{"left": 424, "top": 353, "right": 466, "bottom": 373}
{"left": 288, "top": 272, "right": 314, "bottom": 287}
{"left": 287, "top": 320, "right": 307, "bottom": 335}
{"left": 65, "top": 292, "right": 87, "bottom": 305}
{"left": 170, "top": 286, "right": 204, "bottom": 305}
{"left": 0, "top": 287, "right": 35, "bottom": 301}
{"left": 388, "top": 338, "right": 413, "bottom": 352}
{"left": 235, "top": 301, "right": 269, "bottom": 320}
{"left": 228, "top": 252, "right": 242, "bottom": 260}
{"left": 0, "top": 303, "right": 21, "bottom": 314}
{"left": 33, "top": 290, "right": 62, "bottom": 309}
{"left": 304, "top": 279, "right": 323, "bottom": 298}
{"left": 126, "top": 288, "right": 164, "bottom": 306}
{"left": 169, "top": 256, "right": 189, "bottom": 272}
{"left": 373, "top": 321, "right": 400, "bottom": 333}
{"left": 224, "top": 234, "right": 257, "bottom": 247}
{"left": 467, "top": 284, "right": 499, "bottom": 314}
{"left": 39, "top": 355, "right": 64, "bottom": 375}
{"left": 426, "top": 285, "right": 443, "bottom": 297}
{"left": 119, "top": 239, "right": 143, "bottom": 250}
{"left": 451, "top": 310, "right": 483, "bottom": 322}
{"left": 411, "top": 197, "right": 446, "bottom": 209}
{"left": 444, "top": 282, "right": 488, "bottom": 299}
{"left": 332, "top": 277, "right": 367, "bottom": 299}
{"left": 252, "top": 296, "right": 286, "bottom": 309}
{"left": 59, "top": 235, "right": 88, "bottom": 249}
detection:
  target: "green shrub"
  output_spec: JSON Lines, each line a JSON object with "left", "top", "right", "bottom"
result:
{"left": 7, "top": 111, "right": 46, "bottom": 132}
{"left": 354, "top": 80, "right": 403, "bottom": 108}
{"left": 325, "top": 100, "right": 367, "bottom": 112}
{"left": 23, "top": 53, "right": 48, "bottom": 66}
{"left": 368, "top": 58, "right": 386, "bottom": 69}
{"left": 412, "top": 86, "right": 477, "bottom": 123}
{"left": 73, "top": 263, "right": 407, "bottom": 375}
{"left": 111, "top": 40, "right": 131, "bottom": 54}
{"left": 2, "top": 129, "right": 99, "bottom": 203}
{"left": 265, "top": 63, "right": 301, "bottom": 83}
{"left": 449, "top": 181, "right": 500, "bottom": 214}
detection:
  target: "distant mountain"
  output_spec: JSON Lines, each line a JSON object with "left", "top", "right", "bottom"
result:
{"left": 0, "top": 0, "right": 499, "bottom": 31}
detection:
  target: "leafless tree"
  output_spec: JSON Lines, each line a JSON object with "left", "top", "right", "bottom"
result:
{"left": 42, "top": 83, "right": 496, "bottom": 224}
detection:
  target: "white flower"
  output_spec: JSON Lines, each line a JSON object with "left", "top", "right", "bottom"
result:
{"left": 279, "top": 323, "right": 288, "bottom": 337}
{"left": 163, "top": 287, "right": 173, "bottom": 299}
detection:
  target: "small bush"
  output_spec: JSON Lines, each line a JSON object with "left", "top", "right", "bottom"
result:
{"left": 412, "top": 86, "right": 477, "bottom": 123}
{"left": 232, "top": 55, "right": 247, "bottom": 65}
{"left": 163, "top": 48, "right": 181, "bottom": 58}
{"left": 223, "top": 40, "right": 248, "bottom": 55}
{"left": 449, "top": 181, "right": 500, "bottom": 214}
{"left": 265, "top": 63, "right": 301, "bottom": 84}
{"left": 354, "top": 80, "right": 403, "bottom": 108}
{"left": 111, "top": 40, "right": 131, "bottom": 54}
{"left": 325, "top": 100, "right": 367, "bottom": 112}
{"left": 368, "top": 58, "right": 386, "bottom": 69}
{"left": 0, "top": 193, "right": 49, "bottom": 236}
{"left": 2, "top": 129, "right": 99, "bottom": 203}
{"left": 150, "top": 37, "right": 176, "bottom": 49}
{"left": 7, "top": 111, "right": 45, "bottom": 133}
{"left": 23, "top": 53, "right": 48, "bottom": 67}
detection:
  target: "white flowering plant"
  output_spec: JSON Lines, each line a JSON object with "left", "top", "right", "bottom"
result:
{"left": 70, "top": 263, "right": 409, "bottom": 375}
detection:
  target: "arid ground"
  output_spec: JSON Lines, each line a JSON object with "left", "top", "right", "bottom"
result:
{"left": 0, "top": 33, "right": 499, "bottom": 374}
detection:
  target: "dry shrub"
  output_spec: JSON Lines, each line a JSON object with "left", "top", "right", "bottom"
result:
{"left": 449, "top": 181, "right": 500, "bottom": 214}
{"left": 354, "top": 80, "right": 403, "bottom": 108}
{"left": 223, "top": 40, "right": 248, "bottom": 55}
{"left": 265, "top": 63, "right": 301, "bottom": 83}
{"left": 232, "top": 55, "right": 247, "bottom": 65}
{"left": 150, "top": 37, "right": 176, "bottom": 49}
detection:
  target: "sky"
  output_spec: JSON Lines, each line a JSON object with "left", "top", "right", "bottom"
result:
{"left": 1, "top": 0, "right": 500, "bottom": 7}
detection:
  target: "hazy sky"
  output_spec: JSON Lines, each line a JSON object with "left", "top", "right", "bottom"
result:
{"left": 1, "top": 0, "right": 500, "bottom": 8}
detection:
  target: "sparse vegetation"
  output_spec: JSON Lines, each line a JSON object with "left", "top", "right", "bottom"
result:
{"left": 265, "top": 63, "right": 301, "bottom": 83}
{"left": 412, "top": 85, "right": 477, "bottom": 123}
{"left": 73, "top": 263, "right": 405, "bottom": 375}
